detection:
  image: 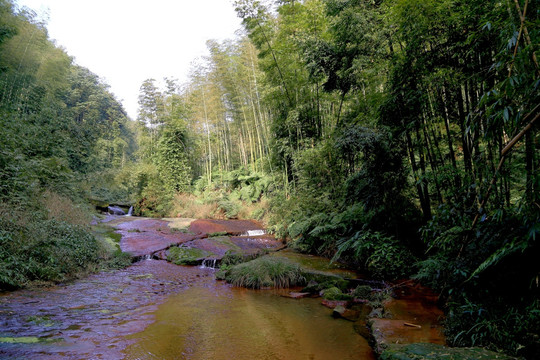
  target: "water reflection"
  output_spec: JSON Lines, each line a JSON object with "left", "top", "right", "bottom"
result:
{"left": 125, "top": 281, "right": 375, "bottom": 360}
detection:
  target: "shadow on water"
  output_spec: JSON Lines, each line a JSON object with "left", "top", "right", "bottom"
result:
{"left": 0, "top": 259, "right": 374, "bottom": 360}
{"left": 124, "top": 280, "right": 375, "bottom": 360}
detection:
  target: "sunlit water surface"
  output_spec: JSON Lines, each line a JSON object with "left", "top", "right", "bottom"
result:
{"left": 124, "top": 278, "right": 374, "bottom": 360}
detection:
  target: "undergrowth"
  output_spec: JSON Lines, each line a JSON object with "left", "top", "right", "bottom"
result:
{"left": 416, "top": 206, "right": 540, "bottom": 358}
{"left": 0, "top": 190, "right": 132, "bottom": 291}
{"left": 0, "top": 216, "right": 99, "bottom": 290}
{"left": 220, "top": 256, "right": 306, "bottom": 289}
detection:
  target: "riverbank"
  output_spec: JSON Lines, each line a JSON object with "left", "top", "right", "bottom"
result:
{"left": 0, "top": 216, "right": 519, "bottom": 359}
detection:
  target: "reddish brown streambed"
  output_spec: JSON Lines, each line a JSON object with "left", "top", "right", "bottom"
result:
{"left": 0, "top": 217, "right": 376, "bottom": 359}
{"left": 0, "top": 259, "right": 211, "bottom": 359}
{"left": 123, "top": 282, "right": 374, "bottom": 360}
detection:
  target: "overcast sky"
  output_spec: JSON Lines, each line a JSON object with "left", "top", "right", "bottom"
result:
{"left": 15, "top": 0, "right": 242, "bottom": 119}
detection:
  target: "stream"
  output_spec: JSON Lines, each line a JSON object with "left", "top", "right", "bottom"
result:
{"left": 0, "top": 217, "right": 377, "bottom": 359}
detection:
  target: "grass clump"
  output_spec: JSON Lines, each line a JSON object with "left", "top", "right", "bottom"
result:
{"left": 222, "top": 256, "right": 306, "bottom": 289}
{"left": 215, "top": 250, "right": 268, "bottom": 280}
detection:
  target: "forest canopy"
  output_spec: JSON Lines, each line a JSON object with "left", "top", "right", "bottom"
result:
{"left": 1, "top": 0, "right": 538, "bottom": 357}
{"left": 128, "top": 0, "right": 539, "bottom": 356}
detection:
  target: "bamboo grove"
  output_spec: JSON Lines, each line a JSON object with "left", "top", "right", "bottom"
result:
{"left": 133, "top": 0, "right": 538, "bottom": 356}
{"left": 0, "top": 1, "right": 136, "bottom": 289}
{"left": 1, "top": 0, "right": 538, "bottom": 356}
{"left": 0, "top": 1, "right": 135, "bottom": 203}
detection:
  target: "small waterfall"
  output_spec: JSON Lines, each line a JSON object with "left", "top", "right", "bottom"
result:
{"left": 144, "top": 254, "right": 152, "bottom": 261}
{"left": 243, "top": 229, "right": 266, "bottom": 236}
{"left": 126, "top": 206, "right": 134, "bottom": 216}
{"left": 200, "top": 258, "right": 217, "bottom": 269}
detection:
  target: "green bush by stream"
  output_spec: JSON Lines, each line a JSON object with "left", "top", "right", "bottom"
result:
{"left": 220, "top": 256, "right": 306, "bottom": 289}
{"left": 0, "top": 198, "right": 131, "bottom": 291}
{"left": 0, "top": 216, "right": 94, "bottom": 289}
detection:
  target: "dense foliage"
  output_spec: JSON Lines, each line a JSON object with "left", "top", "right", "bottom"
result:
{"left": 1, "top": 0, "right": 538, "bottom": 357}
{"left": 139, "top": 0, "right": 536, "bottom": 356}
{"left": 0, "top": 1, "right": 134, "bottom": 289}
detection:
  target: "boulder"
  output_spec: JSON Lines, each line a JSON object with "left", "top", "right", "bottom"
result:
{"left": 108, "top": 206, "right": 125, "bottom": 215}
{"left": 321, "top": 299, "right": 349, "bottom": 309}
{"left": 283, "top": 292, "right": 311, "bottom": 299}
{"left": 332, "top": 304, "right": 347, "bottom": 318}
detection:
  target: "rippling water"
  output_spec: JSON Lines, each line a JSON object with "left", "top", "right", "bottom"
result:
{"left": 1, "top": 260, "right": 374, "bottom": 360}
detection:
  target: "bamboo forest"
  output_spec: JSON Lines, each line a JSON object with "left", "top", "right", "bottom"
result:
{"left": 0, "top": 0, "right": 538, "bottom": 359}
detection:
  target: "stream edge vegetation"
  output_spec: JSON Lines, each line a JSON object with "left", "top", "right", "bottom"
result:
{"left": 1, "top": 0, "right": 538, "bottom": 358}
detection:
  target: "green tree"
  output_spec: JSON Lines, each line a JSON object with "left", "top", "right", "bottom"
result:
{"left": 156, "top": 121, "right": 192, "bottom": 194}
{"left": 137, "top": 78, "right": 164, "bottom": 159}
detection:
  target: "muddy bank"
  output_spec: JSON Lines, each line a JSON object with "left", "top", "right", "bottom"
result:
{"left": 370, "top": 282, "right": 446, "bottom": 353}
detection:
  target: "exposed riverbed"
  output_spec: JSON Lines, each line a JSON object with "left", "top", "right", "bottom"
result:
{"left": 0, "top": 217, "right": 377, "bottom": 359}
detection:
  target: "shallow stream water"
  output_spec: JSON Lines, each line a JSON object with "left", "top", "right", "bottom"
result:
{"left": 1, "top": 216, "right": 446, "bottom": 359}
{"left": 1, "top": 259, "right": 374, "bottom": 359}
{"left": 124, "top": 271, "right": 374, "bottom": 360}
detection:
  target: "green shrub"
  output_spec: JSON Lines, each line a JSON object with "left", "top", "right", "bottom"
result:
{"left": 444, "top": 296, "right": 540, "bottom": 357}
{"left": 223, "top": 256, "right": 306, "bottom": 289}
{"left": 352, "top": 285, "right": 372, "bottom": 299}
{"left": 322, "top": 286, "right": 353, "bottom": 301}
{"left": 218, "top": 199, "right": 240, "bottom": 219}
{"left": 250, "top": 207, "right": 266, "bottom": 221}
{"left": 417, "top": 210, "right": 540, "bottom": 357}
{"left": 0, "top": 216, "right": 102, "bottom": 290}
{"left": 103, "top": 250, "right": 133, "bottom": 269}
{"left": 332, "top": 230, "right": 416, "bottom": 279}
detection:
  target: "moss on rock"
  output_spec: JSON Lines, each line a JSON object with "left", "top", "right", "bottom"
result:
{"left": 167, "top": 246, "right": 214, "bottom": 265}
{"left": 322, "top": 287, "right": 353, "bottom": 301}
{"left": 303, "top": 271, "right": 350, "bottom": 291}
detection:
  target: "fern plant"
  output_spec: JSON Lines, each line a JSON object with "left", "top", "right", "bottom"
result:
{"left": 332, "top": 229, "right": 416, "bottom": 279}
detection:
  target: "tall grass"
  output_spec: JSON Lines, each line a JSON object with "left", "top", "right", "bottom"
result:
{"left": 223, "top": 256, "right": 306, "bottom": 289}
{"left": 40, "top": 190, "right": 92, "bottom": 226}
{"left": 170, "top": 193, "right": 219, "bottom": 219}
{"left": 170, "top": 192, "right": 270, "bottom": 222}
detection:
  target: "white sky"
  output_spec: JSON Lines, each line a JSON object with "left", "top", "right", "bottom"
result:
{"left": 15, "top": 0, "right": 242, "bottom": 119}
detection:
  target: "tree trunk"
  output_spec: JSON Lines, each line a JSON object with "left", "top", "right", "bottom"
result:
{"left": 405, "top": 127, "right": 432, "bottom": 220}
